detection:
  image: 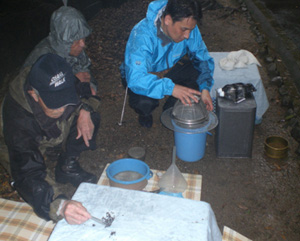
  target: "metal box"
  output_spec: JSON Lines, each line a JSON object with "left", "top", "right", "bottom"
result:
{"left": 215, "top": 96, "right": 256, "bottom": 158}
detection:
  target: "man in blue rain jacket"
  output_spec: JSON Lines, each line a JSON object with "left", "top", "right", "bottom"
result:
{"left": 120, "top": 0, "right": 214, "bottom": 127}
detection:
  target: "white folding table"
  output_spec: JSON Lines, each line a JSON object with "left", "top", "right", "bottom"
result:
{"left": 49, "top": 183, "right": 222, "bottom": 241}
{"left": 209, "top": 52, "right": 269, "bottom": 120}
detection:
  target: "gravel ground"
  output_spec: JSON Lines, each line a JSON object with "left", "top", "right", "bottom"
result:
{"left": 1, "top": 0, "right": 300, "bottom": 240}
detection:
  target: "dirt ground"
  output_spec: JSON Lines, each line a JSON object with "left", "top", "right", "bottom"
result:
{"left": 1, "top": 0, "right": 300, "bottom": 240}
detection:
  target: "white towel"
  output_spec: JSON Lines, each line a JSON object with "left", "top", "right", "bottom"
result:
{"left": 219, "top": 50, "right": 261, "bottom": 70}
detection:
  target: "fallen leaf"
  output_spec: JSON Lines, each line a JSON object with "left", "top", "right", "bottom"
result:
{"left": 273, "top": 163, "right": 282, "bottom": 171}
{"left": 264, "top": 226, "right": 273, "bottom": 230}
{"left": 238, "top": 204, "right": 248, "bottom": 210}
{"left": 116, "top": 153, "right": 126, "bottom": 159}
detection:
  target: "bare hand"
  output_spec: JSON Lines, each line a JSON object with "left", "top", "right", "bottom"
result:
{"left": 60, "top": 200, "right": 91, "bottom": 225}
{"left": 76, "top": 109, "right": 94, "bottom": 147}
{"left": 90, "top": 88, "right": 96, "bottom": 95}
{"left": 76, "top": 72, "right": 97, "bottom": 95}
{"left": 201, "top": 89, "right": 213, "bottom": 111}
{"left": 172, "top": 84, "right": 202, "bottom": 105}
{"left": 76, "top": 72, "right": 91, "bottom": 83}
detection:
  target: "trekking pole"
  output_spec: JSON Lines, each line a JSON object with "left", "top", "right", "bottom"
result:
{"left": 118, "top": 86, "right": 128, "bottom": 126}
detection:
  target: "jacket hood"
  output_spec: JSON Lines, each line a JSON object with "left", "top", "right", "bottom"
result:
{"left": 146, "top": 0, "right": 167, "bottom": 28}
{"left": 49, "top": 6, "right": 92, "bottom": 58}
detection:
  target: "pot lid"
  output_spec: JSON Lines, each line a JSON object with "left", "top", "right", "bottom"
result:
{"left": 171, "top": 95, "right": 209, "bottom": 128}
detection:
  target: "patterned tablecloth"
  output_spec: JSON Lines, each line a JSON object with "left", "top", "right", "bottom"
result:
{"left": 0, "top": 163, "right": 252, "bottom": 241}
{"left": 0, "top": 198, "right": 55, "bottom": 241}
{"left": 97, "top": 164, "right": 202, "bottom": 201}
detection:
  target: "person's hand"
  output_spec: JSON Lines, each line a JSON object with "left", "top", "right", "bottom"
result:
{"left": 76, "top": 72, "right": 91, "bottom": 83}
{"left": 60, "top": 200, "right": 91, "bottom": 225}
{"left": 75, "top": 72, "right": 96, "bottom": 95}
{"left": 90, "top": 87, "right": 96, "bottom": 96}
{"left": 201, "top": 89, "right": 213, "bottom": 111}
{"left": 172, "top": 84, "right": 202, "bottom": 105}
{"left": 76, "top": 109, "right": 94, "bottom": 147}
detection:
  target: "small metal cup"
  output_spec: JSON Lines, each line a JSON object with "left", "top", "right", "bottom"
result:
{"left": 264, "top": 136, "right": 288, "bottom": 159}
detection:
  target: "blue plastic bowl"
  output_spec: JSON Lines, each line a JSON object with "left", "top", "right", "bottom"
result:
{"left": 106, "top": 158, "right": 153, "bottom": 190}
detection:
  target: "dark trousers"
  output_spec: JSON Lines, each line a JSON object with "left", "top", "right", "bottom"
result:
{"left": 124, "top": 59, "right": 200, "bottom": 116}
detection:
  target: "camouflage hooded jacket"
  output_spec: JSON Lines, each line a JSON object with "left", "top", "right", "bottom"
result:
{"left": 22, "top": 6, "right": 97, "bottom": 90}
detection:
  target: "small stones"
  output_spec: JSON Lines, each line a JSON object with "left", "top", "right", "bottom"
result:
{"left": 270, "top": 76, "right": 283, "bottom": 87}
{"left": 291, "top": 125, "right": 300, "bottom": 142}
{"left": 295, "top": 144, "right": 300, "bottom": 156}
{"left": 281, "top": 95, "right": 293, "bottom": 108}
{"left": 265, "top": 56, "right": 275, "bottom": 63}
{"left": 278, "top": 85, "right": 289, "bottom": 96}
{"left": 267, "top": 62, "right": 278, "bottom": 75}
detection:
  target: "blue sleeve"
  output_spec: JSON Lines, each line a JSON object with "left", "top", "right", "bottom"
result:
{"left": 124, "top": 26, "right": 175, "bottom": 99}
{"left": 187, "top": 27, "right": 215, "bottom": 91}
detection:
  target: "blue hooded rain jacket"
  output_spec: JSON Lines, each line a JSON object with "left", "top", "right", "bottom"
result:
{"left": 121, "top": 0, "right": 214, "bottom": 99}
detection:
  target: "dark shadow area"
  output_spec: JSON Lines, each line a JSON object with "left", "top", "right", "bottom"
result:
{"left": 0, "top": 0, "right": 128, "bottom": 85}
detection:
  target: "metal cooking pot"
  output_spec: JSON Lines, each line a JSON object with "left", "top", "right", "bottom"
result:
{"left": 171, "top": 95, "right": 209, "bottom": 128}
{"left": 161, "top": 95, "right": 218, "bottom": 133}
